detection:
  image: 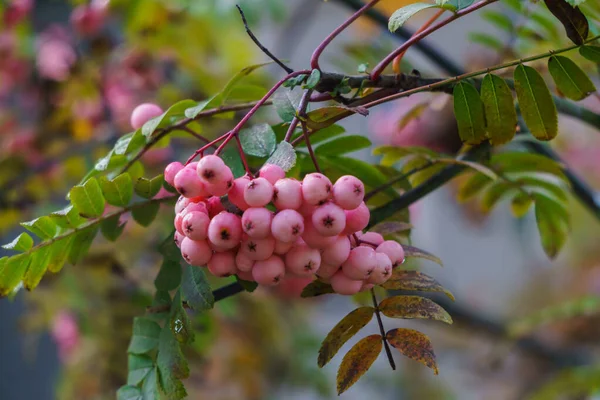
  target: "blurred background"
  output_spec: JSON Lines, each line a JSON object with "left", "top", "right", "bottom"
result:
{"left": 1, "top": 0, "right": 600, "bottom": 399}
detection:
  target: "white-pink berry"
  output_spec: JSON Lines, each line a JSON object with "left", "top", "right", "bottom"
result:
{"left": 244, "top": 177, "right": 274, "bottom": 207}
{"left": 376, "top": 241, "right": 405, "bottom": 267}
{"left": 174, "top": 167, "right": 209, "bottom": 199}
{"left": 242, "top": 207, "right": 273, "bottom": 239}
{"left": 271, "top": 209, "right": 304, "bottom": 243}
{"left": 235, "top": 251, "right": 255, "bottom": 272}
{"left": 228, "top": 176, "right": 251, "bottom": 211}
{"left": 342, "top": 202, "right": 370, "bottom": 235}
{"left": 130, "top": 103, "right": 163, "bottom": 130}
{"left": 237, "top": 269, "right": 255, "bottom": 282}
{"left": 180, "top": 237, "right": 212, "bottom": 266}
{"left": 330, "top": 270, "right": 363, "bottom": 295}
{"left": 240, "top": 236, "right": 275, "bottom": 261}
{"left": 341, "top": 246, "right": 377, "bottom": 280}
{"left": 197, "top": 155, "right": 227, "bottom": 185}
{"left": 259, "top": 164, "right": 285, "bottom": 185}
{"left": 180, "top": 201, "right": 208, "bottom": 218}
{"left": 207, "top": 212, "right": 242, "bottom": 250}
{"left": 175, "top": 196, "right": 191, "bottom": 214}
{"left": 205, "top": 166, "right": 234, "bottom": 197}
{"left": 174, "top": 213, "right": 184, "bottom": 235}
{"left": 174, "top": 231, "right": 184, "bottom": 248}
{"left": 311, "top": 203, "right": 346, "bottom": 237}
{"left": 321, "top": 235, "right": 351, "bottom": 266}
{"left": 206, "top": 197, "right": 225, "bottom": 218}
{"left": 301, "top": 218, "right": 337, "bottom": 249}
{"left": 182, "top": 211, "right": 210, "bottom": 241}
{"left": 274, "top": 239, "right": 294, "bottom": 255}
{"left": 273, "top": 178, "right": 303, "bottom": 210}
{"left": 368, "top": 253, "right": 393, "bottom": 285}
{"left": 252, "top": 255, "right": 285, "bottom": 286}
{"left": 207, "top": 251, "right": 237, "bottom": 277}
{"left": 164, "top": 162, "right": 184, "bottom": 187}
{"left": 333, "top": 175, "right": 365, "bottom": 210}
{"left": 301, "top": 173, "right": 332, "bottom": 205}
{"left": 359, "top": 231, "right": 384, "bottom": 247}
{"left": 316, "top": 262, "right": 340, "bottom": 280}
{"left": 285, "top": 243, "right": 321, "bottom": 277}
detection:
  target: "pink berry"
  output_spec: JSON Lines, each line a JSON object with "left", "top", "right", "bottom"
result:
{"left": 273, "top": 178, "right": 303, "bottom": 210}
{"left": 174, "top": 231, "right": 184, "bottom": 248}
{"left": 252, "top": 255, "right": 285, "bottom": 286}
{"left": 274, "top": 239, "right": 294, "bottom": 255}
{"left": 302, "top": 173, "right": 332, "bottom": 205}
{"left": 301, "top": 218, "right": 337, "bottom": 249}
{"left": 71, "top": 4, "right": 106, "bottom": 36}
{"left": 207, "top": 212, "right": 242, "bottom": 250}
{"left": 235, "top": 251, "right": 255, "bottom": 272}
{"left": 174, "top": 213, "right": 184, "bottom": 235}
{"left": 333, "top": 175, "right": 365, "bottom": 210}
{"left": 259, "top": 164, "right": 285, "bottom": 185}
{"left": 205, "top": 167, "right": 234, "bottom": 197}
{"left": 197, "top": 155, "right": 228, "bottom": 185}
{"left": 206, "top": 197, "right": 225, "bottom": 218}
{"left": 180, "top": 201, "right": 208, "bottom": 218}
{"left": 164, "top": 162, "right": 184, "bottom": 187}
{"left": 359, "top": 232, "right": 384, "bottom": 247}
{"left": 297, "top": 201, "right": 316, "bottom": 217}
{"left": 341, "top": 246, "right": 377, "bottom": 280}
{"left": 244, "top": 177, "right": 274, "bottom": 207}
{"left": 285, "top": 243, "right": 321, "bottom": 277}
{"left": 182, "top": 211, "right": 210, "bottom": 241}
{"left": 175, "top": 196, "right": 191, "bottom": 214}
{"left": 228, "top": 176, "right": 251, "bottom": 211}
{"left": 180, "top": 238, "right": 212, "bottom": 266}
{"left": 330, "top": 270, "right": 363, "bottom": 295}
{"left": 316, "top": 262, "right": 340, "bottom": 280}
{"left": 207, "top": 251, "right": 237, "bottom": 277}
{"left": 342, "top": 202, "right": 370, "bottom": 235}
{"left": 376, "top": 241, "right": 405, "bottom": 267}
{"left": 130, "top": 103, "right": 163, "bottom": 130}
{"left": 311, "top": 203, "right": 346, "bottom": 237}
{"left": 368, "top": 253, "right": 393, "bottom": 285}
{"left": 321, "top": 235, "right": 351, "bottom": 266}
{"left": 271, "top": 209, "right": 304, "bottom": 243}
{"left": 237, "top": 269, "right": 255, "bottom": 282}
{"left": 242, "top": 208, "right": 273, "bottom": 239}
{"left": 240, "top": 236, "right": 275, "bottom": 261}
{"left": 174, "top": 167, "right": 209, "bottom": 199}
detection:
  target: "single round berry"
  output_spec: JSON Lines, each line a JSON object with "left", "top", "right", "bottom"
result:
{"left": 228, "top": 176, "right": 251, "bottom": 211}
{"left": 236, "top": 269, "right": 255, "bottom": 282}
{"left": 174, "top": 167, "right": 209, "bottom": 199}
{"left": 301, "top": 218, "right": 337, "bottom": 249}
{"left": 321, "top": 235, "right": 351, "bottom": 266}
{"left": 240, "top": 236, "right": 276, "bottom": 261}
{"left": 332, "top": 175, "right": 365, "bottom": 210}
{"left": 196, "top": 155, "right": 228, "bottom": 185}
{"left": 259, "top": 164, "right": 285, "bottom": 185}
{"left": 311, "top": 203, "right": 346, "bottom": 237}
{"left": 297, "top": 201, "right": 316, "bottom": 217}
{"left": 341, "top": 246, "right": 377, "bottom": 280}
{"left": 180, "top": 201, "right": 208, "bottom": 218}
{"left": 174, "top": 231, "right": 185, "bottom": 248}
{"left": 376, "top": 241, "right": 405, "bottom": 267}
{"left": 359, "top": 231, "right": 384, "bottom": 247}
{"left": 285, "top": 244, "right": 321, "bottom": 277}
{"left": 175, "top": 196, "right": 191, "bottom": 214}
{"left": 368, "top": 253, "right": 393, "bottom": 285}
{"left": 174, "top": 213, "right": 184, "bottom": 235}
{"left": 164, "top": 162, "right": 184, "bottom": 187}
{"left": 301, "top": 173, "right": 332, "bottom": 205}
{"left": 235, "top": 251, "right": 255, "bottom": 272}
{"left": 252, "top": 255, "right": 285, "bottom": 286}
{"left": 330, "top": 270, "right": 363, "bottom": 295}
{"left": 274, "top": 239, "right": 294, "bottom": 255}
{"left": 271, "top": 209, "right": 304, "bottom": 243}
{"left": 316, "top": 262, "right": 340, "bottom": 280}
{"left": 206, "top": 197, "right": 225, "bottom": 218}
{"left": 342, "top": 202, "right": 370, "bottom": 235}
{"left": 207, "top": 251, "right": 237, "bottom": 277}
{"left": 182, "top": 211, "right": 210, "bottom": 241}
{"left": 244, "top": 177, "right": 274, "bottom": 207}
{"left": 242, "top": 207, "right": 273, "bottom": 239}
{"left": 180, "top": 238, "right": 212, "bottom": 266}
{"left": 205, "top": 167, "right": 234, "bottom": 197}
{"left": 273, "top": 178, "right": 303, "bottom": 210}
{"left": 130, "top": 103, "right": 163, "bottom": 130}
{"left": 207, "top": 212, "right": 242, "bottom": 250}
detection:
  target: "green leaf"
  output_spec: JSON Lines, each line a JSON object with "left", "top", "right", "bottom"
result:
{"left": 511, "top": 192, "right": 534, "bottom": 217}
{"left": 100, "top": 173, "right": 133, "bottom": 207}
{"left": 157, "top": 323, "right": 189, "bottom": 400}
{"left": 314, "top": 136, "right": 371, "bottom": 156}
{"left": 386, "top": 328, "right": 438, "bottom": 374}
{"left": 369, "top": 221, "right": 413, "bottom": 235}
{"left": 301, "top": 280, "right": 335, "bottom": 297}
{"left": 403, "top": 244, "right": 443, "bottom": 266}
{"left": 114, "top": 131, "right": 146, "bottom": 156}
{"left": 457, "top": 173, "right": 493, "bottom": 202}
{"left": 68, "top": 226, "right": 99, "bottom": 265}
{"left": 318, "top": 307, "right": 375, "bottom": 367}
{"left": 236, "top": 275, "right": 258, "bottom": 292}
{"left": 132, "top": 202, "right": 160, "bottom": 227}
{"left": 49, "top": 205, "right": 83, "bottom": 229}
{"left": 220, "top": 62, "right": 274, "bottom": 103}
{"left": 544, "top": 0, "right": 589, "bottom": 45}
{"left": 70, "top": 178, "right": 105, "bottom": 218}
{"left": 135, "top": 175, "right": 164, "bottom": 199}
{"left": 534, "top": 193, "right": 570, "bottom": 258}
{"left": 184, "top": 95, "right": 220, "bottom": 119}
{"left": 382, "top": 271, "right": 455, "bottom": 301}
{"left": 128, "top": 317, "right": 161, "bottom": 354}
{"left": 3, "top": 233, "right": 34, "bottom": 252}
{"left": 580, "top": 45, "right": 600, "bottom": 62}
{"left": 379, "top": 295, "right": 453, "bottom": 324}
{"left": 117, "top": 386, "right": 143, "bottom": 400}
{"left": 336, "top": 335, "right": 382, "bottom": 395}
{"left": 170, "top": 291, "right": 194, "bottom": 344}
{"left": 480, "top": 74, "right": 517, "bottom": 145}
{"left": 127, "top": 354, "right": 154, "bottom": 386}
{"left": 491, "top": 152, "right": 566, "bottom": 178}
{"left": 20, "top": 216, "right": 57, "bottom": 240}
{"left": 0, "top": 255, "right": 30, "bottom": 296}
{"left": 47, "top": 236, "right": 74, "bottom": 273}
{"left": 453, "top": 82, "right": 487, "bottom": 145}
{"left": 181, "top": 265, "right": 214, "bottom": 310}
{"left": 481, "top": 10, "right": 513, "bottom": 32}
{"left": 23, "top": 246, "right": 52, "bottom": 290}
{"left": 469, "top": 32, "right": 505, "bottom": 51}
{"left": 220, "top": 145, "right": 246, "bottom": 178}
{"left": 548, "top": 55, "right": 596, "bottom": 101}
{"left": 155, "top": 259, "right": 182, "bottom": 292}
{"left": 388, "top": 3, "right": 438, "bottom": 32}
{"left": 514, "top": 64, "right": 558, "bottom": 141}
{"left": 273, "top": 89, "right": 302, "bottom": 123}
{"left": 101, "top": 215, "right": 126, "bottom": 242}
{"left": 266, "top": 141, "right": 297, "bottom": 172}
{"left": 142, "top": 368, "right": 159, "bottom": 400}
{"left": 141, "top": 100, "right": 196, "bottom": 138}
{"left": 441, "top": 0, "right": 475, "bottom": 11}
{"left": 304, "top": 69, "right": 321, "bottom": 89}
{"left": 239, "top": 123, "right": 277, "bottom": 157}
{"left": 480, "top": 181, "right": 514, "bottom": 212}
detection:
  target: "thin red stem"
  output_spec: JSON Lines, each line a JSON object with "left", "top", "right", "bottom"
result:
{"left": 371, "top": 0, "right": 497, "bottom": 80}
{"left": 310, "top": 0, "right": 381, "bottom": 70}
{"left": 185, "top": 134, "right": 229, "bottom": 165}
{"left": 234, "top": 134, "right": 253, "bottom": 176}
{"left": 284, "top": 90, "right": 313, "bottom": 142}
{"left": 301, "top": 121, "right": 321, "bottom": 173}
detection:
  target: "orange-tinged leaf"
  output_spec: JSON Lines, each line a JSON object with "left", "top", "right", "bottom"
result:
{"left": 318, "top": 307, "right": 375, "bottom": 368}
{"left": 379, "top": 295, "right": 453, "bottom": 324}
{"left": 403, "top": 245, "right": 443, "bottom": 266}
{"left": 382, "top": 271, "right": 455, "bottom": 301}
{"left": 386, "top": 328, "right": 439, "bottom": 374}
{"left": 336, "top": 335, "right": 382, "bottom": 395}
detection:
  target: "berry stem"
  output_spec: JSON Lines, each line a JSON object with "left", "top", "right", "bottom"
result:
{"left": 284, "top": 90, "right": 313, "bottom": 142}
{"left": 180, "top": 126, "right": 214, "bottom": 146}
{"left": 301, "top": 120, "right": 322, "bottom": 173}
{"left": 234, "top": 133, "right": 254, "bottom": 176}
{"left": 371, "top": 288, "right": 396, "bottom": 370}
{"left": 310, "top": 0, "right": 381, "bottom": 70}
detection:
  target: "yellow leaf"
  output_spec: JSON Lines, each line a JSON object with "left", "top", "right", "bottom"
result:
{"left": 379, "top": 295, "right": 453, "bottom": 324}
{"left": 336, "top": 335, "right": 382, "bottom": 395}
{"left": 386, "top": 328, "right": 439, "bottom": 374}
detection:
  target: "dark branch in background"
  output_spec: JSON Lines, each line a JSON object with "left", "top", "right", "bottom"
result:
{"left": 236, "top": 5, "right": 294, "bottom": 74}
{"left": 315, "top": 72, "right": 450, "bottom": 93}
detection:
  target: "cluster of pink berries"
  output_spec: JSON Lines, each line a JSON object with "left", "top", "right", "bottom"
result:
{"left": 164, "top": 156, "right": 405, "bottom": 296}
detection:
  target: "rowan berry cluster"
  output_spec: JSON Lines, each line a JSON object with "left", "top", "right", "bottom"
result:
{"left": 164, "top": 156, "right": 405, "bottom": 295}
